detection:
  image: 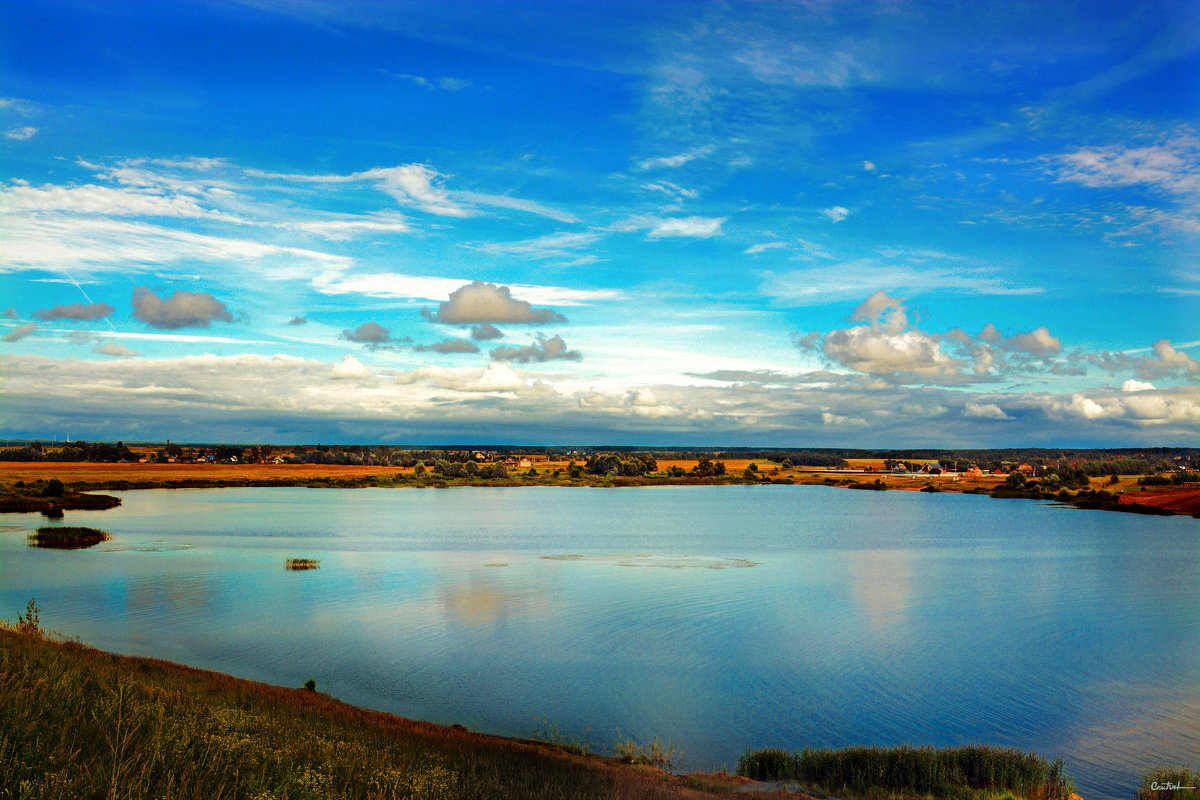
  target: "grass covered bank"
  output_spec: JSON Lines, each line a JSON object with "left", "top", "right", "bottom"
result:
{"left": 0, "top": 613, "right": 724, "bottom": 800}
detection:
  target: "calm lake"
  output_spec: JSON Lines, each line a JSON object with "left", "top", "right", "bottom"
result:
{"left": 1, "top": 485, "right": 1196, "bottom": 799}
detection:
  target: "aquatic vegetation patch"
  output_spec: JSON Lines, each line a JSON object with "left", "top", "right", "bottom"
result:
{"left": 29, "top": 525, "right": 111, "bottom": 549}
{"left": 285, "top": 557, "right": 321, "bottom": 570}
{"left": 736, "top": 744, "right": 1073, "bottom": 799}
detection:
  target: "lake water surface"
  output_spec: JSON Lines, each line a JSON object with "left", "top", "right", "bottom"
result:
{"left": 1, "top": 485, "right": 1196, "bottom": 799}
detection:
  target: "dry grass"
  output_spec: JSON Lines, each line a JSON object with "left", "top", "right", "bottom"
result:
{"left": 0, "top": 621, "right": 736, "bottom": 800}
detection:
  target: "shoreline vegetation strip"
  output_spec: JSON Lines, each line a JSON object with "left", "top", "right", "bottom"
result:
{"left": 1, "top": 466, "right": 1195, "bottom": 518}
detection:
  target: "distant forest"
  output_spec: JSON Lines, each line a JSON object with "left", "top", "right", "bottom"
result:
{"left": 1, "top": 440, "right": 1196, "bottom": 475}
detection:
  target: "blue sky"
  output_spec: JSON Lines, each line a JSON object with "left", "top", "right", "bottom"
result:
{"left": 1, "top": 0, "right": 1197, "bottom": 446}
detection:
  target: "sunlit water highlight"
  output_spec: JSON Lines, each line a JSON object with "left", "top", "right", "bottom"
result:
{"left": 1, "top": 485, "right": 1195, "bottom": 800}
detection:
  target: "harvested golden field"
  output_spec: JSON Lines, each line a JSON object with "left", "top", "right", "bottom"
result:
{"left": 0, "top": 461, "right": 409, "bottom": 487}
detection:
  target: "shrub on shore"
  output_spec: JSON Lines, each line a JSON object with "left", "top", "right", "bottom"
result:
{"left": 736, "top": 744, "right": 1072, "bottom": 799}
{"left": 1138, "top": 766, "right": 1200, "bottom": 800}
{"left": 285, "top": 558, "right": 320, "bottom": 570}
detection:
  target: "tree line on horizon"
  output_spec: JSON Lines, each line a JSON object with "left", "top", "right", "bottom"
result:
{"left": 1, "top": 441, "right": 1195, "bottom": 474}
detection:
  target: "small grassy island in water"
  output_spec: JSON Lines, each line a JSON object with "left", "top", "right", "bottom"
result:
{"left": 29, "top": 525, "right": 111, "bottom": 549}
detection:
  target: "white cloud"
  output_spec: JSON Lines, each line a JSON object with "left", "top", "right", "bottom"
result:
{"left": 92, "top": 342, "right": 138, "bottom": 357}
{"left": 490, "top": 334, "right": 581, "bottom": 363}
{"left": 1003, "top": 327, "right": 1061, "bottom": 358}
{"left": 823, "top": 325, "right": 966, "bottom": 380}
{"left": 0, "top": 181, "right": 243, "bottom": 222}
{"left": 387, "top": 72, "right": 472, "bottom": 91}
{"left": 848, "top": 290, "right": 908, "bottom": 333}
{"left": 636, "top": 145, "right": 714, "bottom": 170}
{"left": 821, "top": 411, "right": 867, "bottom": 426}
{"left": 0, "top": 215, "right": 350, "bottom": 275}
{"left": 964, "top": 402, "right": 1010, "bottom": 420}
{"left": 4, "top": 126, "right": 37, "bottom": 140}
{"left": 342, "top": 322, "right": 392, "bottom": 344}
{"left": 744, "top": 242, "right": 786, "bottom": 255}
{"left": 422, "top": 281, "right": 568, "bottom": 325}
{"left": 359, "top": 165, "right": 473, "bottom": 217}
{"left": 760, "top": 263, "right": 1041, "bottom": 305}
{"left": 641, "top": 181, "right": 699, "bottom": 200}
{"left": 397, "top": 361, "right": 528, "bottom": 393}
{"left": 1122, "top": 379, "right": 1156, "bottom": 392}
{"left": 453, "top": 191, "right": 579, "bottom": 223}
{"left": 1049, "top": 134, "right": 1199, "bottom": 197}
{"left": 132, "top": 287, "right": 234, "bottom": 330}
{"left": 820, "top": 206, "right": 850, "bottom": 223}
{"left": 281, "top": 213, "right": 409, "bottom": 240}
{"left": 311, "top": 271, "right": 619, "bottom": 305}
{"left": 331, "top": 355, "right": 371, "bottom": 379}
{"left": 647, "top": 216, "right": 726, "bottom": 238}
{"left": 475, "top": 231, "right": 601, "bottom": 259}
{"left": 2, "top": 322, "right": 36, "bottom": 342}
{"left": 862, "top": 160, "right": 876, "bottom": 171}
{"left": 35, "top": 302, "right": 114, "bottom": 321}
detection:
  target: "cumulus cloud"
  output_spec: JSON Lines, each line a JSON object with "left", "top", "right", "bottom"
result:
{"left": 413, "top": 338, "right": 480, "bottom": 354}
{"left": 1090, "top": 338, "right": 1200, "bottom": 380}
{"left": 490, "top": 334, "right": 581, "bottom": 363}
{"left": 1003, "top": 327, "right": 1061, "bottom": 358}
{"left": 820, "top": 206, "right": 850, "bottom": 223}
{"left": 342, "top": 321, "right": 392, "bottom": 344}
{"left": 132, "top": 287, "right": 234, "bottom": 330}
{"left": 822, "top": 325, "right": 965, "bottom": 380}
{"left": 797, "top": 293, "right": 1078, "bottom": 385}
{"left": 470, "top": 322, "right": 503, "bottom": 340}
{"left": 398, "top": 361, "right": 527, "bottom": 393}
{"left": 2, "top": 322, "right": 36, "bottom": 342}
{"left": 331, "top": 355, "right": 371, "bottom": 379}
{"left": 34, "top": 302, "right": 115, "bottom": 321}
{"left": 422, "top": 281, "right": 567, "bottom": 324}
{"left": 92, "top": 342, "right": 137, "bottom": 357}
{"left": 862, "top": 161, "right": 876, "bottom": 171}
{"left": 964, "top": 402, "right": 1010, "bottom": 420}
{"left": 848, "top": 290, "right": 908, "bottom": 332}
{"left": 287, "top": 316, "right": 308, "bottom": 325}
{"left": 1122, "top": 379, "right": 1156, "bottom": 392}
{"left": 2, "top": 309, "right": 15, "bottom": 318}
{"left": 821, "top": 411, "right": 867, "bottom": 426}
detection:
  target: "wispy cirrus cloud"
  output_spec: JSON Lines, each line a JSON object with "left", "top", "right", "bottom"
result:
{"left": 311, "top": 270, "right": 619, "bottom": 306}
{"left": 473, "top": 231, "right": 601, "bottom": 260}
{"left": 636, "top": 145, "right": 714, "bottom": 170}
{"left": 613, "top": 215, "right": 726, "bottom": 239}
{"left": 1047, "top": 132, "right": 1200, "bottom": 197}
{"left": 760, "top": 262, "right": 1041, "bottom": 305}
{"left": 4, "top": 126, "right": 37, "bottom": 140}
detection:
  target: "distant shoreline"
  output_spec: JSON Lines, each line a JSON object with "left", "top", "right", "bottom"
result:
{"left": 2, "top": 460, "right": 1196, "bottom": 517}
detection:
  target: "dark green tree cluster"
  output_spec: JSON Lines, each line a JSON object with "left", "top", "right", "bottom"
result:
{"left": 0, "top": 440, "right": 136, "bottom": 462}
{"left": 584, "top": 452, "right": 657, "bottom": 477}
{"left": 691, "top": 458, "right": 726, "bottom": 477}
